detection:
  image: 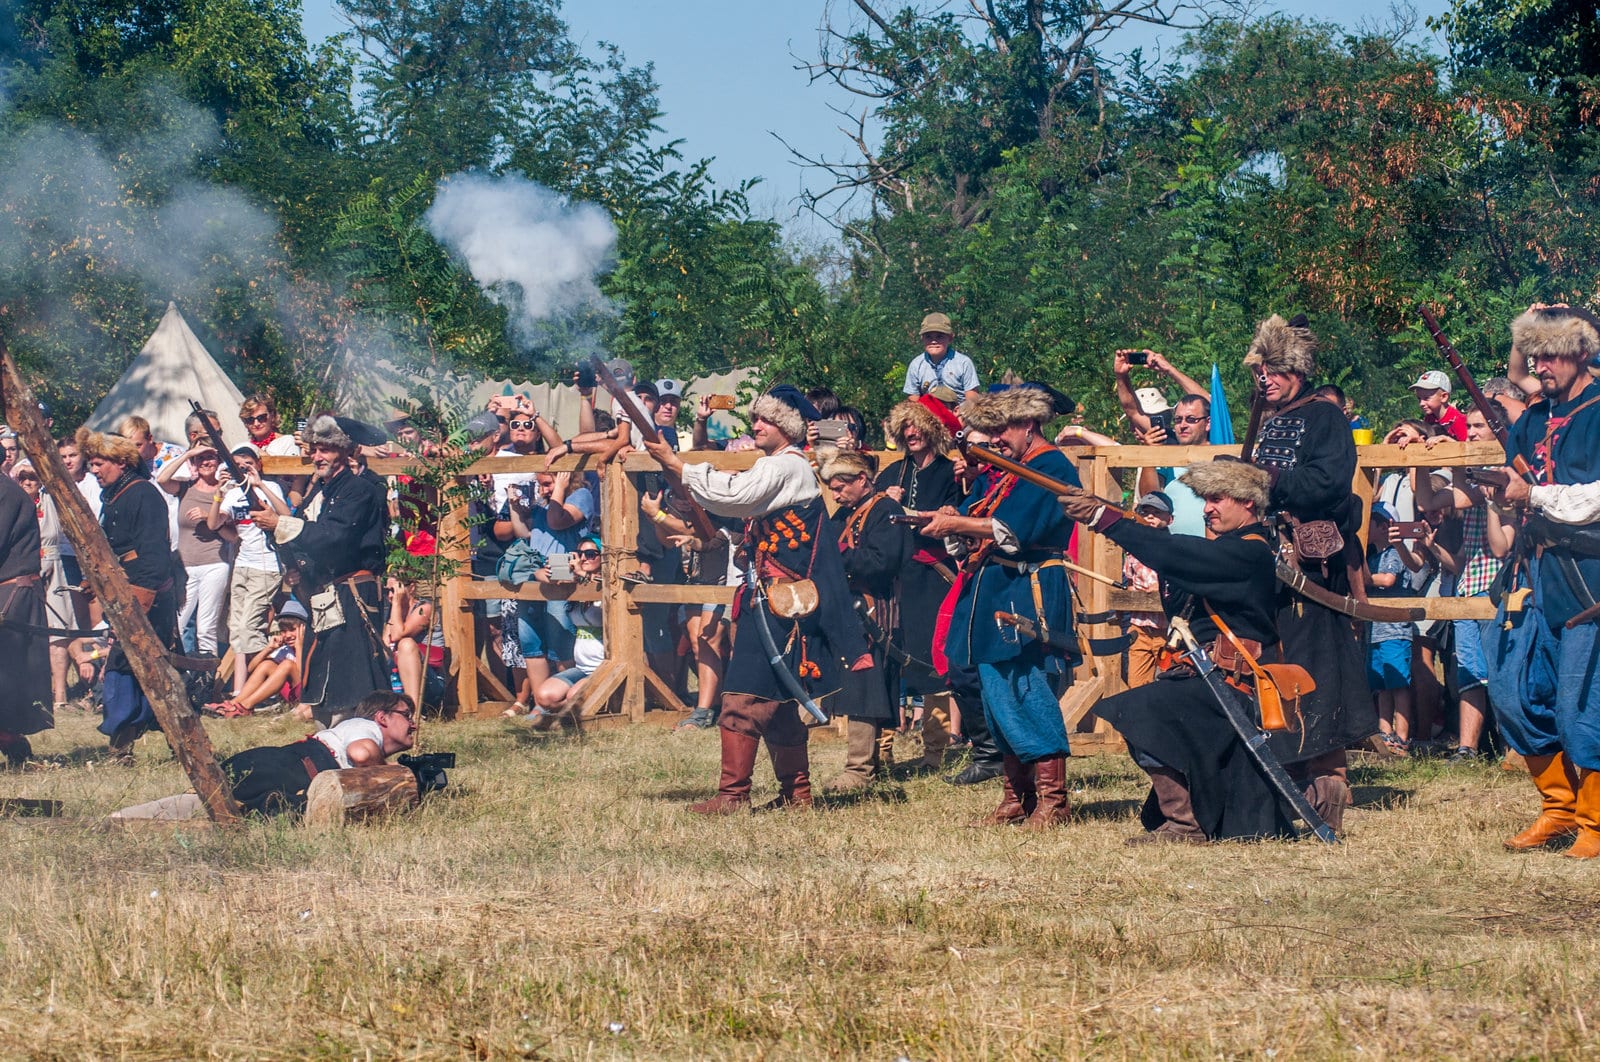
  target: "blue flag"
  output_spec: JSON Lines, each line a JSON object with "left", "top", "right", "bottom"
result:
{"left": 1209, "top": 363, "right": 1235, "bottom": 445}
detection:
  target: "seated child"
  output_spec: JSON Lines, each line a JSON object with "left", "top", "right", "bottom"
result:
{"left": 203, "top": 600, "right": 307, "bottom": 718}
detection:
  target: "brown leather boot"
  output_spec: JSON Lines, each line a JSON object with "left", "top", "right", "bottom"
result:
{"left": 1127, "top": 766, "right": 1208, "bottom": 845}
{"left": 823, "top": 719, "right": 880, "bottom": 793}
{"left": 759, "top": 744, "right": 812, "bottom": 809}
{"left": 1024, "top": 755, "right": 1071, "bottom": 829}
{"left": 976, "top": 755, "right": 1036, "bottom": 825}
{"left": 1563, "top": 768, "right": 1600, "bottom": 860}
{"left": 1504, "top": 752, "right": 1580, "bottom": 850}
{"left": 1303, "top": 773, "right": 1351, "bottom": 835}
{"left": 687, "top": 728, "right": 761, "bottom": 815}
{"left": 920, "top": 694, "right": 952, "bottom": 770}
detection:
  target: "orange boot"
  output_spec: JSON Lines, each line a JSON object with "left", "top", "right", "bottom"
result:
{"left": 976, "top": 755, "right": 1036, "bottom": 825}
{"left": 1563, "top": 768, "right": 1600, "bottom": 860}
{"left": 1504, "top": 753, "right": 1579, "bottom": 850}
{"left": 688, "top": 729, "right": 761, "bottom": 815}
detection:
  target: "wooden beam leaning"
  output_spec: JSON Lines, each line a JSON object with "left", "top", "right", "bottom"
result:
{"left": 0, "top": 348, "right": 241, "bottom": 823}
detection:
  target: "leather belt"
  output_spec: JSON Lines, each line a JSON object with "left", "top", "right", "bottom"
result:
{"left": 991, "top": 556, "right": 1066, "bottom": 575}
{"left": 336, "top": 570, "right": 378, "bottom": 587}
{"left": 0, "top": 573, "right": 42, "bottom": 588}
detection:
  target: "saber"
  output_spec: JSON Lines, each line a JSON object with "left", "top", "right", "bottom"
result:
{"left": 853, "top": 599, "right": 935, "bottom": 673}
{"left": 745, "top": 566, "right": 828, "bottom": 724}
{"left": 1167, "top": 615, "right": 1339, "bottom": 844}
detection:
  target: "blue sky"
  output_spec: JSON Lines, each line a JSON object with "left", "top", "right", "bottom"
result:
{"left": 301, "top": 1, "right": 1451, "bottom": 238}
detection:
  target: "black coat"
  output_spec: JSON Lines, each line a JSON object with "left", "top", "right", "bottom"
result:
{"left": 99, "top": 471, "right": 174, "bottom": 591}
{"left": 876, "top": 453, "right": 961, "bottom": 694}
{"left": 280, "top": 465, "right": 388, "bottom": 589}
{"left": 0, "top": 474, "right": 50, "bottom": 735}
{"left": 835, "top": 493, "right": 910, "bottom": 722}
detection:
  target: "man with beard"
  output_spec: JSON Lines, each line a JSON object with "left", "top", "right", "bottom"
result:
{"left": 923, "top": 386, "right": 1078, "bottom": 829}
{"left": 879, "top": 394, "right": 969, "bottom": 776}
{"left": 643, "top": 386, "right": 871, "bottom": 814}
{"left": 251, "top": 416, "right": 388, "bottom": 725}
{"left": 820, "top": 449, "right": 909, "bottom": 792}
{"left": 75, "top": 428, "right": 179, "bottom": 763}
{"left": 1242, "top": 314, "right": 1370, "bottom": 833}
{"left": 1491, "top": 305, "right": 1600, "bottom": 858}
{"left": 1060, "top": 460, "right": 1299, "bottom": 843}
{"left": 0, "top": 466, "right": 51, "bottom": 766}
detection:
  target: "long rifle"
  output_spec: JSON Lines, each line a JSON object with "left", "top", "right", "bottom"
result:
{"left": 960, "top": 436, "right": 1423, "bottom": 623}
{"left": 1418, "top": 306, "right": 1600, "bottom": 630}
{"left": 188, "top": 400, "right": 275, "bottom": 524}
{"left": 588, "top": 354, "right": 719, "bottom": 542}
{"left": 1239, "top": 368, "right": 1269, "bottom": 463}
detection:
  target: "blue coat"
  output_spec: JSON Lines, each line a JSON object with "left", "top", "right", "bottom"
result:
{"left": 943, "top": 447, "right": 1079, "bottom": 672}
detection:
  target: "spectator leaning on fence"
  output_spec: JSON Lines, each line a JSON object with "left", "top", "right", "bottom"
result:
{"left": 903, "top": 312, "right": 981, "bottom": 403}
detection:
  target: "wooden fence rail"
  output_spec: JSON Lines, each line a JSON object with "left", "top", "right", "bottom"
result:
{"left": 262, "top": 438, "right": 1506, "bottom": 736}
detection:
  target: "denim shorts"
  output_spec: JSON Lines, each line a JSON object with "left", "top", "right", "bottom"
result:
{"left": 518, "top": 604, "right": 575, "bottom": 663}
{"left": 1453, "top": 615, "right": 1489, "bottom": 693}
{"left": 1368, "top": 638, "right": 1412, "bottom": 690}
{"left": 549, "top": 665, "right": 588, "bottom": 687}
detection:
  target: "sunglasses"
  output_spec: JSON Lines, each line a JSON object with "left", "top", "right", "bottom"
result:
{"left": 1173, "top": 415, "right": 1207, "bottom": 425}
{"left": 508, "top": 419, "right": 536, "bottom": 429}
{"left": 575, "top": 548, "right": 602, "bottom": 559}
{"left": 243, "top": 414, "right": 271, "bottom": 424}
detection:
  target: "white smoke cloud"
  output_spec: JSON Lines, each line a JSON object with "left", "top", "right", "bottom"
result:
{"left": 424, "top": 172, "right": 618, "bottom": 339}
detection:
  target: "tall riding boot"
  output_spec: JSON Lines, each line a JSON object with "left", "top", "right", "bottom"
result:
{"left": 760, "top": 743, "right": 813, "bottom": 810}
{"left": 1024, "top": 756, "right": 1071, "bottom": 829}
{"left": 1303, "top": 770, "right": 1351, "bottom": 835}
{"left": 876, "top": 726, "right": 897, "bottom": 773}
{"left": 687, "top": 728, "right": 761, "bottom": 815}
{"left": 976, "top": 755, "right": 1036, "bottom": 825}
{"left": 1504, "top": 752, "right": 1580, "bottom": 850}
{"left": 823, "top": 719, "right": 880, "bottom": 793}
{"left": 945, "top": 709, "right": 1003, "bottom": 785}
{"left": 1127, "top": 767, "right": 1207, "bottom": 845}
{"left": 919, "top": 694, "right": 952, "bottom": 770}
{"left": 1563, "top": 768, "right": 1600, "bottom": 860}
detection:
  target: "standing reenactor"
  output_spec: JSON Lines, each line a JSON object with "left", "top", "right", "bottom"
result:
{"left": 923, "top": 387, "right": 1078, "bottom": 829}
{"left": 76, "top": 428, "right": 179, "bottom": 763}
{"left": 1242, "top": 314, "right": 1372, "bottom": 833}
{"left": 820, "top": 449, "right": 909, "bottom": 792}
{"left": 879, "top": 395, "right": 968, "bottom": 775}
{"left": 0, "top": 466, "right": 51, "bottom": 766}
{"left": 644, "top": 386, "right": 872, "bottom": 814}
{"left": 1493, "top": 305, "right": 1600, "bottom": 859}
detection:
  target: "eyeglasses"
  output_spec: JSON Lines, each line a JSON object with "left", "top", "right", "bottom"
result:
{"left": 508, "top": 419, "right": 536, "bottom": 429}
{"left": 243, "top": 414, "right": 271, "bottom": 424}
{"left": 575, "top": 548, "right": 602, "bottom": 559}
{"left": 384, "top": 707, "right": 414, "bottom": 721}
{"left": 1173, "top": 415, "right": 1207, "bottom": 424}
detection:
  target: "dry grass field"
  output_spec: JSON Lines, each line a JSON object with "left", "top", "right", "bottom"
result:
{"left": 2, "top": 710, "right": 1598, "bottom": 1060}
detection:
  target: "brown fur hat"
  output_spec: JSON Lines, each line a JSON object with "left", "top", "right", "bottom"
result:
{"left": 1244, "top": 314, "right": 1317, "bottom": 378}
{"left": 303, "top": 414, "right": 354, "bottom": 452}
{"left": 959, "top": 387, "right": 1057, "bottom": 433}
{"left": 1511, "top": 306, "right": 1600, "bottom": 362}
{"left": 817, "top": 448, "right": 875, "bottom": 482}
{"left": 749, "top": 394, "right": 805, "bottom": 442}
{"left": 1180, "top": 460, "right": 1271, "bottom": 513}
{"left": 74, "top": 427, "right": 140, "bottom": 468}
{"left": 885, "top": 396, "right": 957, "bottom": 453}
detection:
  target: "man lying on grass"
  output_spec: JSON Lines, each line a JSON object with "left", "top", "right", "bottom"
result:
{"left": 111, "top": 691, "right": 418, "bottom": 821}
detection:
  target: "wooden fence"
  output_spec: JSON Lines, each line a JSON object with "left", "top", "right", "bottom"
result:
{"left": 263, "top": 438, "right": 1505, "bottom": 742}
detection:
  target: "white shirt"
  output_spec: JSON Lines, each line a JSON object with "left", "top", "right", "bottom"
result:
{"left": 490, "top": 446, "right": 538, "bottom": 512}
{"left": 312, "top": 717, "right": 385, "bottom": 769}
{"left": 254, "top": 433, "right": 301, "bottom": 457}
{"left": 679, "top": 445, "right": 817, "bottom": 519}
{"left": 1530, "top": 481, "right": 1600, "bottom": 525}
{"left": 220, "top": 481, "right": 286, "bottom": 572}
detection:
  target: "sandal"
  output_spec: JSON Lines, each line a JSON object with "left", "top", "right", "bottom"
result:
{"left": 1380, "top": 732, "right": 1410, "bottom": 757}
{"left": 502, "top": 701, "right": 529, "bottom": 718}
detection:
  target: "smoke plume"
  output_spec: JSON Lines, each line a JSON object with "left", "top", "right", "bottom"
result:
{"left": 424, "top": 172, "right": 618, "bottom": 343}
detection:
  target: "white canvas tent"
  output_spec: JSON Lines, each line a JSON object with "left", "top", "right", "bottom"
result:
{"left": 87, "top": 302, "right": 248, "bottom": 450}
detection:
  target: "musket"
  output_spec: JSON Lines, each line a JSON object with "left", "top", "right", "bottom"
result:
{"left": 588, "top": 354, "right": 718, "bottom": 541}
{"left": 966, "top": 438, "right": 1425, "bottom": 623}
{"left": 189, "top": 400, "right": 275, "bottom": 521}
{"left": 1419, "top": 306, "right": 1600, "bottom": 629}
{"left": 1166, "top": 614, "right": 1340, "bottom": 844}
{"left": 1239, "top": 367, "right": 1269, "bottom": 464}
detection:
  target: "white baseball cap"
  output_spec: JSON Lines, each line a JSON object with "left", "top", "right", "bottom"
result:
{"left": 1133, "top": 387, "right": 1171, "bottom": 415}
{"left": 1409, "top": 370, "right": 1452, "bottom": 394}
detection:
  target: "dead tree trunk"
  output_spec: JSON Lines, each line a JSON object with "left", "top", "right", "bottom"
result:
{"left": 0, "top": 346, "right": 241, "bottom": 824}
{"left": 303, "top": 765, "right": 419, "bottom": 827}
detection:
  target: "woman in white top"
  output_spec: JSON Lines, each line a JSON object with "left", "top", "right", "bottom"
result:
{"left": 530, "top": 535, "right": 605, "bottom": 728}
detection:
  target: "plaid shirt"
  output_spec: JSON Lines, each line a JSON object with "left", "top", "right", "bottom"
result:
{"left": 1455, "top": 504, "right": 1501, "bottom": 598}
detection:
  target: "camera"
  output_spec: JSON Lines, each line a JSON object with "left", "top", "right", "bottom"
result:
{"left": 1149, "top": 409, "right": 1176, "bottom": 443}
{"left": 1126, "top": 350, "right": 1149, "bottom": 366}
{"left": 576, "top": 363, "right": 596, "bottom": 391}
{"left": 398, "top": 752, "right": 456, "bottom": 796}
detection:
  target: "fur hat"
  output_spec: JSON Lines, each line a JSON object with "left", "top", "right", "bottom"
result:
{"left": 817, "top": 448, "right": 875, "bottom": 482}
{"left": 1179, "top": 459, "right": 1271, "bottom": 513}
{"left": 959, "top": 387, "right": 1057, "bottom": 433}
{"left": 1244, "top": 314, "right": 1317, "bottom": 378}
{"left": 885, "top": 396, "right": 959, "bottom": 453}
{"left": 1511, "top": 306, "right": 1600, "bottom": 362}
{"left": 303, "top": 414, "right": 354, "bottom": 452}
{"left": 750, "top": 385, "right": 817, "bottom": 442}
{"left": 74, "top": 427, "right": 140, "bottom": 468}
